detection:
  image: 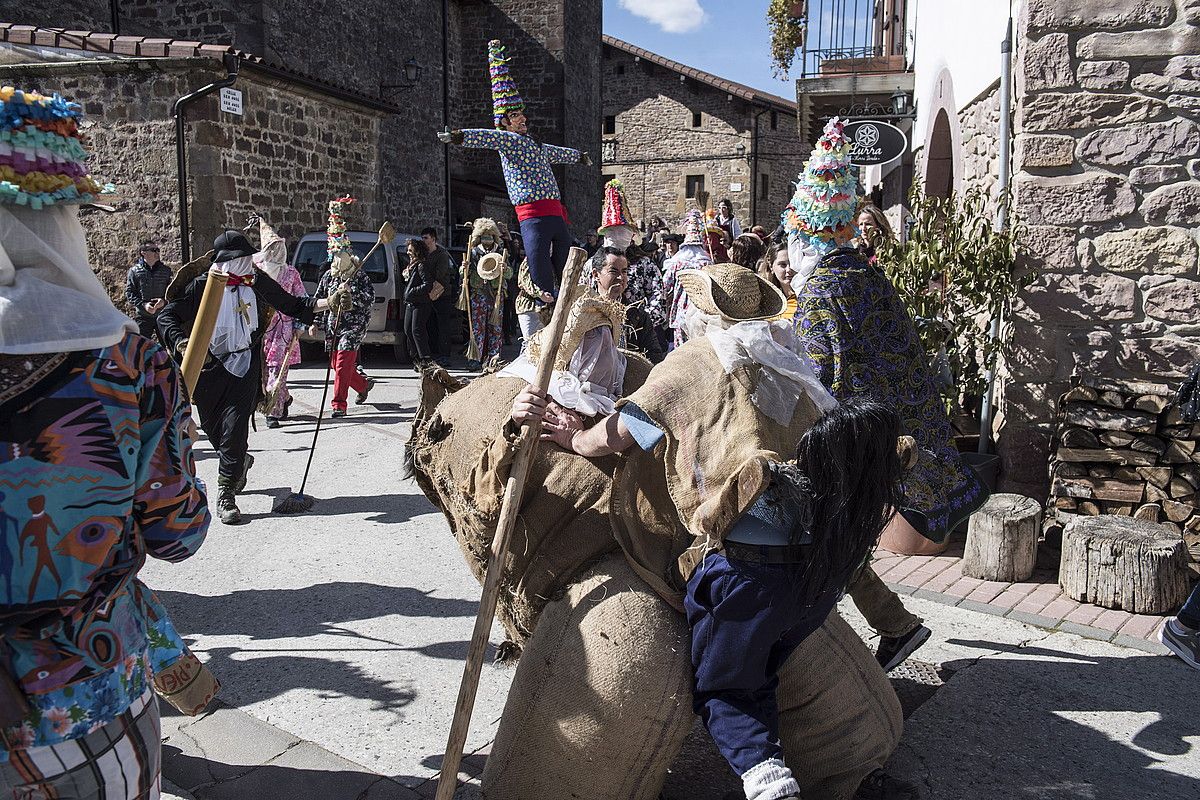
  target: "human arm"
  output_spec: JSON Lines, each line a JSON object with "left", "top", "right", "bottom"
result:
{"left": 437, "top": 126, "right": 464, "bottom": 145}
{"left": 136, "top": 343, "right": 210, "bottom": 562}
{"left": 459, "top": 128, "right": 516, "bottom": 151}
{"left": 510, "top": 386, "right": 636, "bottom": 457}
{"left": 157, "top": 278, "right": 203, "bottom": 357}
{"left": 542, "top": 143, "right": 583, "bottom": 164}
{"left": 254, "top": 269, "right": 326, "bottom": 323}
{"left": 125, "top": 267, "right": 150, "bottom": 314}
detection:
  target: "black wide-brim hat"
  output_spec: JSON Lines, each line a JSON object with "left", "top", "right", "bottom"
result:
{"left": 212, "top": 230, "right": 257, "bottom": 263}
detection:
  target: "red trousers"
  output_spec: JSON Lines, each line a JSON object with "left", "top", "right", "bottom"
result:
{"left": 331, "top": 349, "right": 368, "bottom": 411}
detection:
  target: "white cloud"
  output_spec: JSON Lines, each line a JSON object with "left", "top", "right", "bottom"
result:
{"left": 618, "top": 0, "right": 708, "bottom": 34}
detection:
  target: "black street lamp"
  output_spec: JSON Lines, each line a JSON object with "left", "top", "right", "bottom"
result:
{"left": 381, "top": 58, "right": 423, "bottom": 95}
{"left": 890, "top": 87, "right": 911, "bottom": 118}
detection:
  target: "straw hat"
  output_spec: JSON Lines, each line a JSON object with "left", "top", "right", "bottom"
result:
{"left": 677, "top": 263, "right": 786, "bottom": 322}
{"left": 526, "top": 292, "right": 626, "bottom": 370}
{"left": 477, "top": 251, "right": 505, "bottom": 281}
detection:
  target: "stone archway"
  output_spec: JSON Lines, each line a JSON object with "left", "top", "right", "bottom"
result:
{"left": 926, "top": 108, "right": 954, "bottom": 198}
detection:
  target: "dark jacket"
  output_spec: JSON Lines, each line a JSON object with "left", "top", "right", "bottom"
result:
{"left": 125, "top": 259, "right": 173, "bottom": 319}
{"left": 158, "top": 269, "right": 319, "bottom": 378}
{"left": 404, "top": 257, "right": 438, "bottom": 305}
{"left": 624, "top": 306, "right": 665, "bottom": 364}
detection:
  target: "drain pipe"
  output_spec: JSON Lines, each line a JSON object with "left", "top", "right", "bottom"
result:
{"left": 977, "top": 16, "right": 1013, "bottom": 455}
{"left": 442, "top": 0, "right": 453, "bottom": 240}
{"left": 174, "top": 53, "right": 239, "bottom": 263}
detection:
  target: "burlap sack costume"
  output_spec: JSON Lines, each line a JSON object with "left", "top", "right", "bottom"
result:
{"left": 409, "top": 333, "right": 903, "bottom": 798}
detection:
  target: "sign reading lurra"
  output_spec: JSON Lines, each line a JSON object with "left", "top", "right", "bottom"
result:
{"left": 843, "top": 120, "right": 906, "bottom": 167}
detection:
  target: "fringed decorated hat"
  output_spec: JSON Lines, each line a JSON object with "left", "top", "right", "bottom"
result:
{"left": 680, "top": 208, "right": 706, "bottom": 246}
{"left": 597, "top": 178, "right": 636, "bottom": 250}
{"left": 678, "top": 262, "right": 786, "bottom": 322}
{"left": 526, "top": 291, "right": 626, "bottom": 371}
{"left": 782, "top": 117, "right": 860, "bottom": 254}
{"left": 488, "top": 40, "right": 525, "bottom": 128}
{"left": 327, "top": 195, "right": 355, "bottom": 259}
{"left": 0, "top": 87, "right": 108, "bottom": 209}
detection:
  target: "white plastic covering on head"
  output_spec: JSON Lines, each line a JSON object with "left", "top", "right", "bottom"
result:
{"left": 682, "top": 304, "right": 836, "bottom": 425}
{"left": 0, "top": 205, "right": 136, "bottom": 355}
{"left": 500, "top": 326, "right": 627, "bottom": 417}
{"left": 209, "top": 255, "right": 259, "bottom": 378}
{"left": 252, "top": 236, "right": 288, "bottom": 282}
{"left": 787, "top": 237, "right": 823, "bottom": 297}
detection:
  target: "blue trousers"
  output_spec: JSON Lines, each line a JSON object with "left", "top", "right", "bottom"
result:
{"left": 685, "top": 551, "right": 839, "bottom": 777}
{"left": 1179, "top": 581, "right": 1200, "bottom": 629}
{"left": 519, "top": 214, "right": 571, "bottom": 298}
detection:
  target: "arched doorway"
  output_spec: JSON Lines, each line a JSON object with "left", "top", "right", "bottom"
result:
{"left": 926, "top": 108, "right": 954, "bottom": 199}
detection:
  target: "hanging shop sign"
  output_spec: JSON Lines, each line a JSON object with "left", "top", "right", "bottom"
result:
{"left": 843, "top": 120, "right": 906, "bottom": 166}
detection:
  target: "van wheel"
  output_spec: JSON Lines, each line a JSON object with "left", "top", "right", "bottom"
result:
{"left": 393, "top": 338, "right": 411, "bottom": 366}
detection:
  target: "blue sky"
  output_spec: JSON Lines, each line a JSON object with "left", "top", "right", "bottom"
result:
{"left": 602, "top": 0, "right": 796, "bottom": 99}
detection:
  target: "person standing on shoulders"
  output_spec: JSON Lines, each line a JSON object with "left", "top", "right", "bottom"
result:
{"left": 124, "top": 240, "right": 172, "bottom": 340}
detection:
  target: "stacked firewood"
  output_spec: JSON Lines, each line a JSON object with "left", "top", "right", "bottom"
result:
{"left": 1047, "top": 377, "right": 1200, "bottom": 557}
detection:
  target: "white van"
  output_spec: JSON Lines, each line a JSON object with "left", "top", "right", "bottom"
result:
{"left": 293, "top": 230, "right": 418, "bottom": 362}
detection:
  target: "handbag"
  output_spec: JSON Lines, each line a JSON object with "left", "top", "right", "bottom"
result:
{"left": 429, "top": 280, "right": 445, "bottom": 302}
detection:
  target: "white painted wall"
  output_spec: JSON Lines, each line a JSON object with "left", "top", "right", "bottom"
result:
{"left": 909, "top": 0, "right": 1021, "bottom": 151}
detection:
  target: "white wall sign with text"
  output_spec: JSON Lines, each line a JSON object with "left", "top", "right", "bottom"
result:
{"left": 219, "top": 87, "right": 244, "bottom": 116}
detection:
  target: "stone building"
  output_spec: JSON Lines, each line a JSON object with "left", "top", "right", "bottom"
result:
{"left": 0, "top": 1, "right": 601, "bottom": 307}
{"left": 903, "top": 0, "right": 1200, "bottom": 500}
{"left": 600, "top": 35, "right": 802, "bottom": 231}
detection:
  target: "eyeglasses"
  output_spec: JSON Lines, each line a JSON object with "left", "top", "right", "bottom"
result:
{"left": 141, "top": 248, "right": 160, "bottom": 253}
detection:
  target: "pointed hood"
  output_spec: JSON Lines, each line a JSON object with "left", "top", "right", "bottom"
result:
{"left": 488, "top": 40, "right": 525, "bottom": 128}
{"left": 253, "top": 215, "right": 288, "bottom": 281}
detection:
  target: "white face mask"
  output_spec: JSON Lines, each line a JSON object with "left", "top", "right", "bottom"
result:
{"left": 787, "top": 238, "right": 822, "bottom": 296}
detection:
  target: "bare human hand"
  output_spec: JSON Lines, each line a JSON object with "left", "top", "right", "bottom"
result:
{"left": 511, "top": 385, "right": 549, "bottom": 426}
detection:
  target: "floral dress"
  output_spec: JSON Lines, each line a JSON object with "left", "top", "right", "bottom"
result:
{"left": 465, "top": 247, "right": 512, "bottom": 364}
{"left": 314, "top": 267, "right": 375, "bottom": 352}
{"left": 261, "top": 264, "right": 307, "bottom": 415}
{"left": 0, "top": 334, "right": 209, "bottom": 756}
{"left": 793, "top": 248, "right": 989, "bottom": 541}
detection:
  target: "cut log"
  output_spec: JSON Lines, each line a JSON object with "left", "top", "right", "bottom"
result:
{"left": 1133, "top": 395, "right": 1170, "bottom": 414}
{"left": 1133, "top": 504, "right": 1162, "bottom": 523}
{"left": 1136, "top": 466, "right": 1172, "bottom": 488}
{"left": 1130, "top": 436, "right": 1168, "bottom": 456}
{"left": 1163, "top": 425, "right": 1193, "bottom": 440}
{"left": 1165, "top": 407, "right": 1184, "bottom": 426}
{"left": 1087, "top": 466, "right": 1114, "bottom": 479}
{"left": 1055, "top": 497, "right": 1078, "bottom": 510}
{"left": 1186, "top": 515, "right": 1200, "bottom": 534}
{"left": 1057, "top": 448, "right": 1157, "bottom": 466}
{"left": 1163, "top": 499, "right": 1193, "bottom": 523}
{"left": 1062, "top": 405, "right": 1158, "bottom": 433}
{"left": 964, "top": 494, "right": 1042, "bottom": 582}
{"left": 1061, "top": 428, "right": 1101, "bottom": 449}
{"left": 1059, "top": 516, "right": 1189, "bottom": 613}
{"left": 1053, "top": 463, "right": 1088, "bottom": 478}
{"left": 1111, "top": 466, "right": 1140, "bottom": 482}
{"left": 1146, "top": 483, "right": 1169, "bottom": 504}
{"left": 1097, "top": 390, "right": 1126, "bottom": 409}
{"left": 1176, "top": 464, "right": 1200, "bottom": 488}
{"left": 1080, "top": 377, "right": 1171, "bottom": 398}
{"left": 1078, "top": 501, "right": 1101, "bottom": 516}
{"left": 1099, "top": 431, "right": 1136, "bottom": 448}
{"left": 1053, "top": 477, "right": 1144, "bottom": 503}
{"left": 1170, "top": 477, "right": 1194, "bottom": 499}
{"left": 1102, "top": 502, "right": 1134, "bottom": 516}
{"left": 1164, "top": 440, "right": 1196, "bottom": 463}
{"left": 1062, "top": 386, "right": 1099, "bottom": 403}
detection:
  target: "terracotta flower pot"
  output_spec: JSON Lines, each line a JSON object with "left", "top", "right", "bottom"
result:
{"left": 789, "top": 2, "right": 806, "bottom": 18}
{"left": 878, "top": 512, "right": 950, "bottom": 556}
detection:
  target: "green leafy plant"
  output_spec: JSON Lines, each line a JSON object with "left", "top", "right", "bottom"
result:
{"left": 876, "top": 186, "right": 1033, "bottom": 409}
{"left": 767, "top": 0, "right": 807, "bottom": 79}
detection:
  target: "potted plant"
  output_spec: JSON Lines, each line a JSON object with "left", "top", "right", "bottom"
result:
{"left": 767, "top": 0, "right": 807, "bottom": 79}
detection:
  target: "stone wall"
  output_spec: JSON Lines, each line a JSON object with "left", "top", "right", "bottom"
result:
{"left": 601, "top": 45, "right": 802, "bottom": 230}
{"left": 996, "top": 0, "right": 1200, "bottom": 499}
{"left": 0, "top": 57, "right": 384, "bottom": 315}
{"left": 958, "top": 83, "right": 1001, "bottom": 203}
{"left": 0, "top": 0, "right": 112, "bottom": 30}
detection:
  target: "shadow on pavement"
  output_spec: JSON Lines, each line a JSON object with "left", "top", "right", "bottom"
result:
{"left": 244, "top": 491, "right": 435, "bottom": 523}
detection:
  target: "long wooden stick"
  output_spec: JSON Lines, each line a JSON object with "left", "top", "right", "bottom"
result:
{"left": 434, "top": 246, "right": 587, "bottom": 800}
{"left": 180, "top": 270, "right": 229, "bottom": 396}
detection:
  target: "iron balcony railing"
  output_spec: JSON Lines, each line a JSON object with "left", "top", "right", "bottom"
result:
{"left": 798, "top": 0, "right": 908, "bottom": 79}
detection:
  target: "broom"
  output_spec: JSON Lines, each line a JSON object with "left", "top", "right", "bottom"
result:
{"left": 433, "top": 246, "right": 587, "bottom": 800}
{"left": 272, "top": 221, "right": 396, "bottom": 514}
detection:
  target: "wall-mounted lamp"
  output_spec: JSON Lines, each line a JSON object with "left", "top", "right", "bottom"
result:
{"left": 381, "top": 58, "right": 423, "bottom": 94}
{"left": 890, "top": 88, "right": 913, "bottom": 118}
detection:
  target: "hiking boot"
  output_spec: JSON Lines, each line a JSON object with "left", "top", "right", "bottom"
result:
{"left": 355, "top": 378, "right": 377, "bottom": 405}
{"left": 235, "top": 453, "right": 255, "bottom": 494}
{"left": 854, "top": 769, "right": 919, "bottom": 799}
{"left": 216, "top": 478, "right": 244, "bottom": 525}
{"left": 280, "top": 396, "right": 293, "bottom": 420}
{"left": 1160, "top": 617, "right": 1200, "bottom": 671}
{"left": 331, "top": 408, "right": 346, "bottom": 418}
{"left": 876, "top": 624, "right": 931, "bottom": 671}
{"left": 265, "top": 416, "right": 280, "bottom": 428}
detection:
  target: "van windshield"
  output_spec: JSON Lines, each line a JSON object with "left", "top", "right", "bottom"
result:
{"left": 293, "top": 240, "right": 389, "bottom": 284}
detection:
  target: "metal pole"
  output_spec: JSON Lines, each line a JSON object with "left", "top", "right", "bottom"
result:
{"left": 977, "top": 16, "right": 1012, "bottom": 455}
{"left": 442, "top": 0, "right": 452, "bottom": 240}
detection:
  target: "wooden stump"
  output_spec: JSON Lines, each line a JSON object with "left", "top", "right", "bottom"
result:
{"left": 964, "top": 493, "right": 1042, "bottom": 582}
{"left": 1059, "top": 516, "right": 1189, "bottom": 613}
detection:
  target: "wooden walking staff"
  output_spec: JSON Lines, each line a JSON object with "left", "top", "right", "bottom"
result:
{"left": 434, "top": 246, "right": 588, "bottom": 800}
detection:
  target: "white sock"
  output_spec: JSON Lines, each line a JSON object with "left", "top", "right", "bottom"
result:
{"left": 742, "top": 757, "right": 801, "bottom": 800}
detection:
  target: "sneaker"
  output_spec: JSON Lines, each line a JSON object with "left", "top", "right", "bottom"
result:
{"left": 355, "top": 378, "right": 377, "bottom": 405}
{"left": 265, "top": 416, "right": 280, "bottom": 428}
{"left": 466, "top": 359, "right": 483, "bottom": 372}
{"left": 876, "top": 624, "right": 932, "bottom": 671}
{"left": 331, "top": 408, "right": 346, "bottom": 418}
{"left": 854, "top": 769, "right": 919, "bottom": 799}
{"left": 1159, "top": 618, "right": 1200, "bottom": 670}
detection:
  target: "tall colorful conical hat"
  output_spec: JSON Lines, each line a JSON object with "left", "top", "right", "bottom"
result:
{"left": 782, "top": 117, "right": 860, "bottom": 254}
{"left": 0, "top": 86, "right": 107, "bottom": 210}
{"left": 488, "top": 40, "right": 525, "bottom": 128}
{"left": 326, "top": 195, "right": 355, "bottom": 259}
{"left": 597, "top": 178, "right": 636, "bottom": 249}
{"left": 680, "top": 208, "right": 706, "bottom": 246}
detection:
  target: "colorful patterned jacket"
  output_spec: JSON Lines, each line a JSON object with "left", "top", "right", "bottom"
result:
{"left": 0, "top": 334, "right": 209, "bottom": 756}
{"left": 460, "top": 129, "right": 581, "bottom": 208}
